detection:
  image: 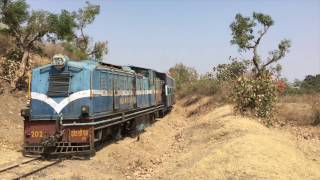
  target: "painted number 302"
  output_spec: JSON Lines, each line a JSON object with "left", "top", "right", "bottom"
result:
{"left": 31, "top": 130, "right": 43, "bottom": 138}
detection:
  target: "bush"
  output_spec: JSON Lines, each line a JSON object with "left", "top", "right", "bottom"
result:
{"left": 195, "top": 78, "right": 220, "bottom": 96}
{"left": 169, "top": 63, "right": 198, "bottom": 95}
{"left": 0, "top": 59, "right": 19, "bottom": 80}
{"left": 42, "top": 43, "right": 65, "bottom": 59}
{"left": 0, "top": 56, "right": 20, "bottom": 83}
{"left": 301, "top": 74, "right": 320, "bottom": 92}
{"left": 214, "top": 58, "right": 249, "bottom": 81}
{"left": 311, "top": 100, "right": 320, "bottom": 126}
{"left": 0, "top": 33, "right": 14, "bottom": 55}
{"left": 233, "top": 73, "right": 277, "bottom": 120}
{"left": 284, "top": 74, "right": 320, "bottom": 95}
{"left": 178, "top": 78, "right": 220, "bottom": 98}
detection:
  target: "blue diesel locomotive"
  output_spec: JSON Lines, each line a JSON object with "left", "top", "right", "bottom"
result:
{"left": 21, "top": 54, "right": 175, "bottom": 156}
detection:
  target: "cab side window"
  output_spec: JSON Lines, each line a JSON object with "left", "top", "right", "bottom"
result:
{"left": 100, "top": 72, "right": 107, "bottom": 90}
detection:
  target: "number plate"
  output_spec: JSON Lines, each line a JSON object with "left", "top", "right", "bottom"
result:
{"left": 31, "top": 130, "right": 43, "bottom": 138}
{"left": 70, "top": 129, "right": 89, "bottom": 137}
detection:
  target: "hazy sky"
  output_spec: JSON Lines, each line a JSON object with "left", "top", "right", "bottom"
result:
{"left": 27, "top": 0, "right": 320, "bottom": 81}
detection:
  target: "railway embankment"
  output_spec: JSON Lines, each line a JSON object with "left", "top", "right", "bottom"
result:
{"left": 0, "top": 92, "right": 319, "bottom": 179}
{"left": 0, "top": 88, "right": 25, "bottom": 165}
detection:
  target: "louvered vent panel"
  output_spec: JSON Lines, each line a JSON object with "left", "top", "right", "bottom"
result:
{"left": 47, "top": 72, "right": 70, "bottom": 97}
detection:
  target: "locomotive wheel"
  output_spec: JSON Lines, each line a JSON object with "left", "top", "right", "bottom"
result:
{"left": 149, "top": 113, "right": 156, "bottom": 123}
{"left": 158, "top": 110, "right": 165, "bottom": 118}
{"left": 112, "top": 126, "right": 123, "bottom": 140}
{"left": 129, "top": 119, "right": 139, "bottom": 138}
{"left": 129, "top": 117, "right": 146, "bottom": 138}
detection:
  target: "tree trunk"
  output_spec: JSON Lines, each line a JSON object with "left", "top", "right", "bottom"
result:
{"left": 10, "top": 50, "right": 29, "bottom": 89}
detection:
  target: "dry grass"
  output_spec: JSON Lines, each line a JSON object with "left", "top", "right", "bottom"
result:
{"left": 41, "top": 43, "right": 83, "bottom": 60}
{"left": 0, "top": 33, "right": 14, "bottom": 55}
{"left": 0, "top": 95, "right": 320, "bottom": 179}
{"left": 41, "top": 43, "right": 65, "bottom": 59}
{"left": 279, "top": 93, "right": 320, "bottom": 104}
{"left": 158, "top": 103, "right": 320, "bottom": 179}
{"left": 180, "top": 95, "right": 226, "bottom": 118}
{"left": 30, "top": 54, "right": 51, "bottom": 67}
{"left": 276, "top": 94, "right": 320, "bottom": 126}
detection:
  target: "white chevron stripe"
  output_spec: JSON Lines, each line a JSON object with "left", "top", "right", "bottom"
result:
{"left": 31, "top": 90, "right": 92, "bottom": 113}
{"left": 31, "top": 89, "right": 156, "bottom": 114}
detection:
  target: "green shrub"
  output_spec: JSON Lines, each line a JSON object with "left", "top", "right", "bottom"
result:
{"left": 233, "top": 73, "right": 277, "bottom": 120}
{"left": 195, "top": 78, "right": 220, "bottom": 96}
{"left": 214, "top": 58, "right": 249, "bottom": 81}
{"left": 169, "top": 63, "right": 198, "bottom": 96}
{"left": 176, "top": 75, "right": 220, "bottom": 98}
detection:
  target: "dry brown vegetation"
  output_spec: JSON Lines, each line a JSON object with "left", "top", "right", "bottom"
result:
{"left": 0, "top": 41, "right": 318, "bottom": 179}
{"left": 0, "top": 93, "right": 319, "bottom": 179}
{"left": 276, "top": 94, "right": 320, "bottom": 126}
{"left": 41, "top": 43, "right": 86, "bottom": 61}
{"left": 0, "top": 34, "right": 14, "bottom": 55}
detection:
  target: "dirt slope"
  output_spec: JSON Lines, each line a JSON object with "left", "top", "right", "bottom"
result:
{"left": 158, "top": 105, "right": 320, "bottom": 179}
{"left": 0, "top": 95, "right": 319, "bottom": 179}
{"left": 0, "top": 89, "right": 26, "bottom": 164}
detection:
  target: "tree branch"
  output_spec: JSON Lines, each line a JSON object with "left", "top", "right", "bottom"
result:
{"left": 261, "top": 39, "right": 290, "bottom": 70}
{"left": 261, "top": 52, "right": 284, "bottom": 70}
{"left": 252, "top": 47, "right": 260, "bottom": 72}
{"left": 255, "top": 26, "right": 269, "bottom": 45}
{"left": 27, "top": 31, "right": 45, "bottom": 49}
{"left": 264, "top": 58, "right": 276, "bottom": 68}
{"left": 252, "top": 25, "right": 270, "bottom": 74}
{"left": 244, "top": 44, "right": 255, "bottom": 49}
{"left": 87, "top": 49, "right": 97, "bottom": 56}
{"left": 80, "top": 25, "right": 88, "bottom": 50}
{"left": 10, "top": 27, "right": 24, "bottom": 48}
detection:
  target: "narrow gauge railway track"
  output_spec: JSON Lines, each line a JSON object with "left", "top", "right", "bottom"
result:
{"left": 0, "top": 157, "right": 63, "bottom": 179}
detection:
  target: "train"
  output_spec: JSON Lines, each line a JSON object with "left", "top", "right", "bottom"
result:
{"left": 20, "top": 54, "right": 175, "bottom": 156}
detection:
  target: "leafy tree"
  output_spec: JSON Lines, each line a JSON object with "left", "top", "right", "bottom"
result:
{"left": 281, "top": 75, "right": 320, "bottom": 95}
{"left": 230, "top": 12, "right": 291, "bottom": 76}
{"left": 168, "top": 63, "right": 224, "bottom": 97}
{"left": 230, "top": 12, "right": 291, "bottom": 119}
{"left": 0, "top": 0, "right": 76, "bottom": 89}
{"left": 73, "top": 1, "right": 107, "bottom": 60}
{"left": 213, "top": 57, "right": 249, "bottom": 81}
{"left": 301, "top": 74, "right": 320, "bottom": 92}
{"left": 0, "top": 0, "right": 107, "bottom": 89}
{"left": 168, "top": 63, "right": 198, "bottom": 93}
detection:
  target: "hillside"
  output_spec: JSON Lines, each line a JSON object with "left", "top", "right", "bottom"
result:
{"left": 0, "top": 88, "right": 26, "bottom": 164}
{"left": 0, "top": 93, "right": 319, "bottom": 179}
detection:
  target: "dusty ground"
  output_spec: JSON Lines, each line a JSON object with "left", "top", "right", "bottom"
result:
{"left": 0, "top": 88, "right": 26, "bottom": 164}
{"left": 0, "top": 92, "right": 319, "bottom": 179}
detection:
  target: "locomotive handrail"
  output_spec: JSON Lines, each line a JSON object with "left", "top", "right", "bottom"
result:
{"left": 94, "top": 107, "right": 163, "bottom": 130}
{"left": 60, "top": 105, "right": 164, "bottom": 127}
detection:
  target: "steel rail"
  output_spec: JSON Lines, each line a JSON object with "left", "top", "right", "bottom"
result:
{"left": 0, "top": 157, "right": 41, "bottom": 173}
{"left": 13, "top": 159, "right": 63, "bottom": 180}
{"left": 0, "top": 158, "right": 63, "bottom": 179}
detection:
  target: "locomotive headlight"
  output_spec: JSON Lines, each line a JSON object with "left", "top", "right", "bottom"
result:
{"left": 81, "top": 105, "right": 89, "bottom": 115}
{"left": 21, "top": 108, "right": 30, "bottom": 118}
{"left": 52, "top": 54, "right": 67, "bottom": 69}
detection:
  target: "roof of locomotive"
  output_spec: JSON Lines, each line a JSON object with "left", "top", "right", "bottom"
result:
{"left": 34, "top": 58, "right": 171, "bottom": 79}
{"left": 34, "top": 60, "right": 97, "bottom": 72}
{"left": 34, "top": 59, "right": 135, "bottom": 74}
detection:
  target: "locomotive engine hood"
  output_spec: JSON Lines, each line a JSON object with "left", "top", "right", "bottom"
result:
{"left": 29, "top": 56, "right": 97, "bottom": 121}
